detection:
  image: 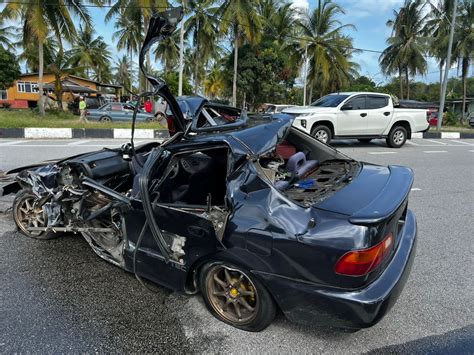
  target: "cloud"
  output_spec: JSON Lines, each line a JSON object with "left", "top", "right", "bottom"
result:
{"left": 341, "top": 0, "right": 404, "bottom": 18}
{"left": 291, "top": 0, "right": 309, "bottom": 10}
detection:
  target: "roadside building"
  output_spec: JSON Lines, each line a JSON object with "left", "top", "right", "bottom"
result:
{"left": 0, "top": 73, "right": 122, "bottom": 110}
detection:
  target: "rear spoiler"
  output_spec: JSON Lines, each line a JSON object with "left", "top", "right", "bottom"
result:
{"left": 349, "top": 166, "right": 414, "bottom": 225}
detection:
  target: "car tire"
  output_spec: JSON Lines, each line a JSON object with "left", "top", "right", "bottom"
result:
{"left": 311, "top": 125, "right": 332, "bottom": 144}
{"left": 386, "top": 126, "right": 407, "bottom": 148}
{"left": 99, "top": 116, "right": 112, "bottom": 123}
{"left": 199, "top": 261, "right": 277, "bottom": 332}
{"left": 357, "top": 138, "right": 372, "bottom": 144}
{"left": 12, "top": 189, "right": 57, "bottom": 240}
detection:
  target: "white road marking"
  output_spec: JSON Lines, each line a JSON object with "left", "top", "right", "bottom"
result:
{"left": 423, "top": 150, "right": 448, "bottom": 153}
{"left": 449, "top": 140, "right": 474, "bottom": 146}
{"left": 368, "top": 151, "right": 398, "bottom": 155}
{"left": 469, "top": 150, "right": 474, "bottom": 153}
{"left": 0, "top": 140, "right": 28, "bottom": 145}
{"left": 411, "top": 188, "right": 422, "bottom": 191}
{"left": 68, "top": 140, "right": 91, "bottom": 145}
{"left": 406, "top": 140, "right": 419, "bottom": 146}
{"left": 425, "top": 139, "right": 447, "bottom": 145}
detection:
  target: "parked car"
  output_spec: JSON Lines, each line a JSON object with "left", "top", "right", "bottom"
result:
{"left": 69, "top": 96, "right": 105, "bottom": 115}
{"left": 469, "top": 113, "right": 474, "bottom": 128}
{"left": 86, "top": 103, "right": 157, "bottom": 122}
{"left": 264, "top": 104, "right": 295, "bottom": 114}
{"left": 283, "top": 92, "right": 430, "bottom": 147}
{"left": 1, "top": 8, "right": 417, "bottom": 332}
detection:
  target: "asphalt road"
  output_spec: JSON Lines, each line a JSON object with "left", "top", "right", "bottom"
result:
{"left": 1, "top": 138, "right": 473, "bottom": 353}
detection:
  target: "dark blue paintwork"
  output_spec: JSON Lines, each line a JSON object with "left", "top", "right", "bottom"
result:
{"left": 2, "top": 8, "right": 418, "bottom": 331}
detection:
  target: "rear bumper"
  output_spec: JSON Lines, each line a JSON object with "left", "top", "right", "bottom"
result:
{"left": 256, "top": 209, "right": 417, "bottom": 329}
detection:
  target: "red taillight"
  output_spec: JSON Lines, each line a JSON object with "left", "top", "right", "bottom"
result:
{"left": 335, "top": 233, "right": 394, "bottom": 277}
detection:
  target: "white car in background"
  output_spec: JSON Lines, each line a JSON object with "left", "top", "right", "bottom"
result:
{"left": 283, "top": 92, "right": 430, "bottom": 148}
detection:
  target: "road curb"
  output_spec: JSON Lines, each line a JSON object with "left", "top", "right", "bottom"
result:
{"left": 0, "top": 128, "right": 169, "bottom": 139}
{"left": 0, "top": 127, "right": 472, "bottom": 139}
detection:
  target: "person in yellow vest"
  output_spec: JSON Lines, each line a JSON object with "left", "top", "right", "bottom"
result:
{"left": 79, "top": 96, "right": 88, "bottom": 123}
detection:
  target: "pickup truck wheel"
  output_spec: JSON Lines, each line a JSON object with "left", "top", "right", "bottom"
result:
{"left": 386, "top": 126, "right": 407, "bottom": 148}
{"left": 311, "top": 125, "right": 331, "bottom": 144}
{"left": 358, "top": 138, "right": 372, "bottom": 144}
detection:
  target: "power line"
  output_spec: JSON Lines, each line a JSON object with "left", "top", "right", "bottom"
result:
{"left": 1, "top": 1, "right": 172, "bottom": 10}
{"left": 2, "top": 1, "right": 462, "bottom": 60}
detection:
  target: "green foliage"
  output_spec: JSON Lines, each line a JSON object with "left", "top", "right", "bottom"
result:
{"left": 0, "top": 47, "right": 20, "bottom": 89}
{"left": 225, "top": 40, "right": 297, "bottom": 109}
{"left": 444, "top": 107, "right": 458, "bottom": 126}
{"left": 345, "top": 76, "right": 377, "bottom": 92}
{"left": 163, "top": 71, "right": 193, "bottom": 96}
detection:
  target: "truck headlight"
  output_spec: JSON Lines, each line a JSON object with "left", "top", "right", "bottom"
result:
{"left": 301, "top": 119, "right": 307, "bottom": 128}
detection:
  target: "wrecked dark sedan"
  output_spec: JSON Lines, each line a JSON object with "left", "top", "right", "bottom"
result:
{"left": 1, "top": 8, "right": 417, "bottom": 332}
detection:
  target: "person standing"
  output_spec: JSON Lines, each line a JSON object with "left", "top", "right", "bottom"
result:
{"left": 144, "top": 98, "right": 153, "bottom": 114}
{"left": 79, "top": 96, "right": 88, "bottom": 123}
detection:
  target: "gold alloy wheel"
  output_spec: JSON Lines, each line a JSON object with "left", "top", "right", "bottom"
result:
{"left": 14, "top": 195, "right": 46, "bottom": 236}
{"left": 206, "top": 265, "right": 259, "bottom": 325}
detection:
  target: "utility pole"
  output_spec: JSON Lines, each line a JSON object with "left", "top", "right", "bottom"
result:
{"left": 437, "top": 0, "right": 458, "bottom": 131}
{"left": 178, "top": 1, "right": 186, "bottom": 96}
{"left": 303, "top": 44, "right": 308, "bottom": 106}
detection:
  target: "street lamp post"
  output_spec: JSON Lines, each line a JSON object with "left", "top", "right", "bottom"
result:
{"left": 437, "top": 0, "right": 458, "bottom": 131}
{"left": 303, "top": 44, "right": 308, "bottom": 106}
{"left": 178, "top": 1, "right": 186, "bottom": 96}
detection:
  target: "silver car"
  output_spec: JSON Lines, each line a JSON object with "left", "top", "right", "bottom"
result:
{"left": 86, "top": 103, "right": 156, "bottom": 122}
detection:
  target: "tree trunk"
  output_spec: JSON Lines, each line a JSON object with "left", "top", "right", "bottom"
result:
{"left": 309, "top": 83, "right": 313, "bottom": 104}
{"left": 439, "top": 61, "right": 443, "bottom": 98}
{"left": 460, "top": 57, "right": 468, "bottom": 124}
{"left": 194, "top": 39, "right": 200, "bottom": 94}
{"left": 232, "top": 28, "right": 239, "bottom": 107}
{"left": 398, "top": 66, "right": 403, "bottom": 100}
{"left": 55, "top": 75, "right": 63, "bottom": 111}
{"left": 38, "top": 40, "right": 45, "bottom": 116}
{"left": 405, "top": 67, "right": 410, "bottom": 100}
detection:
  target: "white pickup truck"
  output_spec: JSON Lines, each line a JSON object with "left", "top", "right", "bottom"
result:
{"left": 283, "top": 92, "right": 429, "bottom": 148}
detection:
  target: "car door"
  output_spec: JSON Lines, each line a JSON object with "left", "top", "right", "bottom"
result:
{"left": 336, "top": 95, "right": 368, "bottom": 136}
{"left": 109, "top": 103, "right": 124, "bottom": 120}
{"left": 126, "top": 147, "right": 227, "bottom": 290}
{"left": 365, "top": 95, "right": 392, "bottom": 134}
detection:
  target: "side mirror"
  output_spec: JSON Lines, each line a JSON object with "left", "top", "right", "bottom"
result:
{"left": 341, "top": 103, "right": 353, "bottom": 111}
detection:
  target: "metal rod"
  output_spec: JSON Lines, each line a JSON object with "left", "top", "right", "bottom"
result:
{"left": 27, "top": 227, "right": 115, "bottom": 232}
{"left": 437, "top": 0, "right": 458, "bottom": 131}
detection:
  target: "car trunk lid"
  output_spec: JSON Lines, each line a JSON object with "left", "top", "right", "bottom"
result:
{"left": 316, "top": 163, "right": 414, "bottom": 224}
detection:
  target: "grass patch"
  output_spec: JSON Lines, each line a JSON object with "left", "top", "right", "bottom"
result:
{"left": 0, "top": 109, "right": 167, "bottom": 129}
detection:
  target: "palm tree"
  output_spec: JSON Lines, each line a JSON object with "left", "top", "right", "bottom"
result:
{"left": 106, "top": 0, "right": 169, "bottom": 91}
{"left": 113, "top": 10, "right": 142, "bottom": 71}
{"left": 47, "top": 48, "right": 76, "bottom": 111}
{"left": 204, "top": 65, "right": 225, "bottom": 98}
{"left": 380, "top": 0, "right": 428, "bottom": 99}
{"left": 69, "top": 25, "right": 112, "bottom": 79}
{"left": 1, "top": 0, "right": 92, "bottom": 116}
{"left": 184, "top": 0, "right": 220, "bottom": 93}
{"left": 219, "top": 0, "right": 263, "bottom": 106}
{"left": 259, "top": 0, "right": 299, "bottom": 48}
{"left": 453, "top": 0, "right": 474, "bottom": 123}
{"left": 17, "top": 36, "right": 58, "bottom": 72}
{"left": 299, "top": 0, "right": 356, "bottom": 101}
{"left": 113, "top": 55, "right": 135, "bottom": 94}
{"left": 424, "top": 0, "right": 455, "bottom": 97}
{"left": 0, "top": 21, "right": 15, "bottom": 51}
{"left": 154, "top": 29, "right": 181, "bottom": 72}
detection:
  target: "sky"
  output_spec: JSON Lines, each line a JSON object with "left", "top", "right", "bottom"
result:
{"left": 13, "top": 0, "right": 471, "bottom": 84}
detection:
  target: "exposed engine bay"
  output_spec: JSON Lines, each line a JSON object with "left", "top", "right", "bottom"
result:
{"left": 13, "top": 142, "right": 228, "bottom": 267}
